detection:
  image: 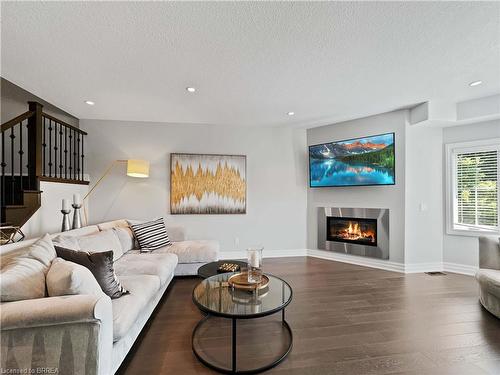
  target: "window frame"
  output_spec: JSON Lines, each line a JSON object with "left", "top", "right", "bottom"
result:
{"left": 445, "top": 138, "right": 500, "bottom": 237}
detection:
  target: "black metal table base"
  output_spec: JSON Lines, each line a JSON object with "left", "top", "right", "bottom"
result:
{"left": 192, "top": 310, "right": 293, "bottom": 374}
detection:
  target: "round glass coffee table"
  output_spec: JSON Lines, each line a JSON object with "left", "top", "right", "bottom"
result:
{"left": 192, "top": 272, "right": 293, "bottom": 374}
{"left": 197, "top": 260, "right": 248, "bottom": 279}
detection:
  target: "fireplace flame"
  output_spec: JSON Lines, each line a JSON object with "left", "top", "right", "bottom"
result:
{"left": 338, "top": 221, "right": 375, "bottom": 243}
{"left": 348, "top": 222, "right": 359, "bottom": 236}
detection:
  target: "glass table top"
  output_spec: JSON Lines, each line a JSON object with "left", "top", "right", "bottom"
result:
{"left": 192, "top": 273, "right": 292, "bottom": 318}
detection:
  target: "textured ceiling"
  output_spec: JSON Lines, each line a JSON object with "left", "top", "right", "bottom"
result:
{"left": 1, "top": 1, "right": 499, "bottom": 127}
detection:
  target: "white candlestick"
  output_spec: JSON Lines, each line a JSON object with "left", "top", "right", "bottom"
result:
{"left": 73, "top": 194, "right": 82, "bottom": 206}
{"left": 62, "top": 199, "right": 70, "bottom": 211}
{"left": 250, "top": 252, "right": 259, "bottom": 268}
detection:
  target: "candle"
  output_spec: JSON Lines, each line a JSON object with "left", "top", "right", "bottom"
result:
{"left": 73, "top": 194, "right": 82, "bottom": 206}
{"left": 249, "top": 251, "right": 259, "bottom": 268}
{"left": 62, "top": 199, "right": 70, "bottom": 211}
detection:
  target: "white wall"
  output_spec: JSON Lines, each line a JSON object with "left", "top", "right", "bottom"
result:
{"left": 1, "top": 78, "right": 79, "bottom": 126}
{"left": 21, "top": 181, "right": 89, "bottom": 238}
{"left": 306, "top": 110, "right": 407, "bottom": 264}
{"left": 442, "top": 119, "right": 500, "bottom": 269}
{"left": 405, "top": 123, "right": 443, "bottom": 268}
{"left": 81, "top": 119, "right": 308, "bottom": 254}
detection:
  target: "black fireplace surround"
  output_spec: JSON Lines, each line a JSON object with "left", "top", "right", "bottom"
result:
{"left": 326, "top": 216, "right": 378, "bottom": 247}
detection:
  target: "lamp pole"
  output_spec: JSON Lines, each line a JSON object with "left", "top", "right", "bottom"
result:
{"left": 82, "top": 159, "right": 127, "bottom": 224}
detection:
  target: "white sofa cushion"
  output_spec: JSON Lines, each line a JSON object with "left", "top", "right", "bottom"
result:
{"left": 114, "top": 253, "right": 178, "bottom": 286}
{"left": 46, "top": 258, "right": 105, "bottom": 297}
{"left": 112, "top": 227, "right": 135, "bottom": 253}
{"left": 111, "top": 274, "right": 160, "bottom": 342}
{"left": 52, "top": 234, "right": 81, "bottom": 250}
{"left": 77, "top": 229, "right": 124, "bottom": 261}
{"left": 0, "top": 234, "right": 56, "bottom": 301}
{"left": 52, "top": 225, "right": 100, "bottom": 238}
{"left": 155, "top": 240, "right": 219, "bottom": 264}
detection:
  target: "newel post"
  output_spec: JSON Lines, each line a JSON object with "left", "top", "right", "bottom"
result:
{"left": 27, "top": 101, "right": 43, "bottom": 190}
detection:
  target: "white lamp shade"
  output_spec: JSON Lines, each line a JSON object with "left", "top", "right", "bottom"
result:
{"left": 127, "top": 159, "right": 149, "bottom": 178}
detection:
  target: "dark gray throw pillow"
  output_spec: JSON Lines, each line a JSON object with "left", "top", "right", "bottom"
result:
{"left": 54, "top": 246, "right": 128, "bottom": 299}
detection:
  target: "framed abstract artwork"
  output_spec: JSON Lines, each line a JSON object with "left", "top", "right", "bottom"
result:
{"left": 170, "top": 153, "right": 247, "bottom": 214}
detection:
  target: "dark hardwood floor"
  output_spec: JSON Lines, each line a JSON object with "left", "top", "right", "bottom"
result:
{"left": 117, "top": 257, "right": 500, "bottom": 375}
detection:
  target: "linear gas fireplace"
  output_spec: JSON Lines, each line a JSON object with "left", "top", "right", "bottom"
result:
{"left": 318, "top": 207, "right": 389, "bottom": 260}
{"left": 327, "top": 217, "right": 377, "bottom": 247}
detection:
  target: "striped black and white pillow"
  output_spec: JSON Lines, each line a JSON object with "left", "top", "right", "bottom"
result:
{"left": 129, "top": 218, "right": 172, "bottom": 251}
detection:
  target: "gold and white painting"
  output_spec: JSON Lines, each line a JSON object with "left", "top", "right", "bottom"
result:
{"left": 170, "top": 153, "right": 246, "bottom": 214}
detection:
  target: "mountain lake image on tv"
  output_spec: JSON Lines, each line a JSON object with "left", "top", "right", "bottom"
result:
{"left": 309, "top": 132, "right": 395, "bottom": 187}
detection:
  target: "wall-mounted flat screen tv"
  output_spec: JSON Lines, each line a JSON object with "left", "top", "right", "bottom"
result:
{"left": 309, "top": 132, "right": 395, "bottom": 187}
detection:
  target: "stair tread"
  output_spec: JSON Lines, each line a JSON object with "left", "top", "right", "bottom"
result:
{"left": 22, "top": 190, "right": 43, "bottom": 193}
{"left": 4, "top": 205, "right": 27, "bottom": 209}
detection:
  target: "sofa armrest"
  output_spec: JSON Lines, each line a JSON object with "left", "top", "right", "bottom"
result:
{"left": 479, "top": 236, "right": 500, "bottom": 270}
{"left": 1, "top": 295, "right": 113, "bottom": 375}
{"left": 1, "top": 294, "right": 110, "bottom": 329}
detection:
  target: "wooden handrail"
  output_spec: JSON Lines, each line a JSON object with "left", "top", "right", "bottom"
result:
{"left": 41, "top": 113, "right": 87, "bottom": 135}
{"left": 39, "top": 176, "right": 90, "bottom": 185}
{"left": 1, "top": 111, "right": 34, "bottom": 133}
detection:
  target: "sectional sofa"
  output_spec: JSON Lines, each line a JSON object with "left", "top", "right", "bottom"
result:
{"left": 0, "top": 219, "right": 219, "bottom": 375}
{"left": 476, "top": 236, "right": 500, "bottom": 318}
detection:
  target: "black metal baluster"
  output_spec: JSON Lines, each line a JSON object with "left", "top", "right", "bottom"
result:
{"left": 42, "top": 117, "right": 46, "bottom": 177}
{"left": 73, "top": 129, "right": 77, "bottom": 180}
{"left": 1, "top": 131, "right": 6, "bottom": 209}
{"left": 64, "top": 126, "right": 68, "bottom": 179}
{"left": 10, "top": 126, "right": 15, "bottom": 203}
{"left": 19, "top": 120, "right": 24, "bottom": 192}
{"left": 81, "top": 134, "right": 84, "bottom": 181}
{"left": 69, "top": 129, "right": 73, "bottom": 179}
{"left": 26, "top": 122, "right": 30, "bottom": 184}
{"left": 59, "top": 123, "right": 63, "bottom": 178}
{"left": 48, "top": 119, "right": 53, "bottom": 177}
{"left": 77, "top": 133, "right": 81, "bottom": 180}
{"left": 54, "top": 122, "right": 58, "bottom": 178}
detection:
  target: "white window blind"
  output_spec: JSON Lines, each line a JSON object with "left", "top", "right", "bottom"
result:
{"left": 448, "top": 140, "right": 500, "bottom": 235}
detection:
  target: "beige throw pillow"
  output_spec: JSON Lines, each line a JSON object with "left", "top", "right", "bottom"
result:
{"left": 46, "top": 258, "right": 105, "bottom": 297}
{"left": 0, "top": 234, "right": 57, "bottom": 302}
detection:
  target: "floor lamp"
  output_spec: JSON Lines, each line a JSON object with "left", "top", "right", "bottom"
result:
{"left": 83, "top": 159, "right": 150, "bottom": 224}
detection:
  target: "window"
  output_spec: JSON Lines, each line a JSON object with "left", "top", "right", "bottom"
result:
{"left": 446, "top": 139, "right": 500, "bottom": 236}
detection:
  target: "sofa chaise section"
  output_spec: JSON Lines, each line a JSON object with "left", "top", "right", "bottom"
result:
{"left": 99, "top": 218, "right": 220, "bottom": 276}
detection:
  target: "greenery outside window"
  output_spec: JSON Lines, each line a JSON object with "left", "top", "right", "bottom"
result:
{"left": 446, "top": 139, "right": 500, "bottom": 236}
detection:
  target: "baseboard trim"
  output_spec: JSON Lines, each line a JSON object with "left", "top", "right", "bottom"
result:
{"left": 443, "top": 262, "right": 478, "bottom": 276}
{"left": 218, "top": 249, "right": 477, "bottom": 276}
{"left": 405, "top": 262, "right": 443, "bottom": 273}
{"left": 307, "top": 249, "right": 405, "bottom": 273}
{"left": 219, "top": 249, "right": 307, "bottom": 260}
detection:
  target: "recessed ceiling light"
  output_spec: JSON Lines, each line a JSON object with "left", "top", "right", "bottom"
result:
{"left": 469, "top": 80, "right": 482, "bottom": 87}
{"left": 85, "top": 100, "right": 95, "bottom": 106}
{"left": 186, "top": 87, "right": 196, "bottom": 93}
{"left": 287, "top": 112, "right": 295, "bottom": 116}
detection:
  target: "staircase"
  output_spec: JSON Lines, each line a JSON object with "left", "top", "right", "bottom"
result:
{"left": 1, "top": 101, "right": 89, "bottom": 230}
